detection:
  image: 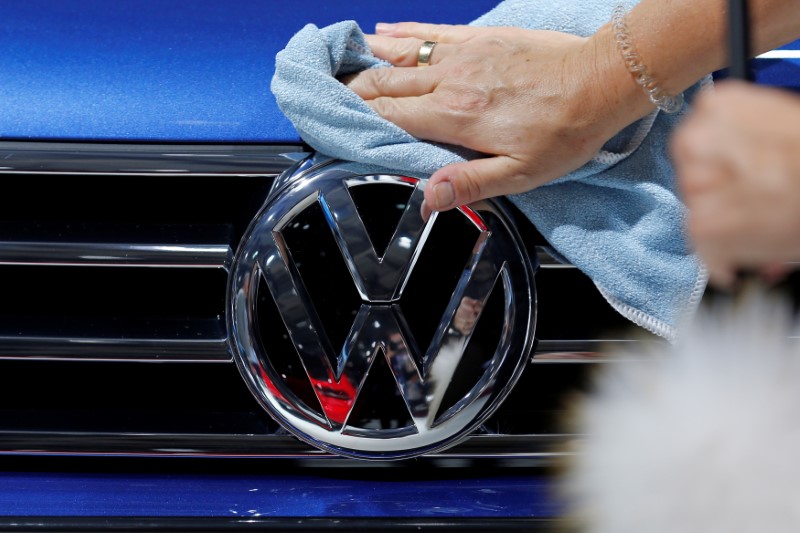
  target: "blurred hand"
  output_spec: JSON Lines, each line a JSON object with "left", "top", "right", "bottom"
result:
{"left": 345, "top": 22, "right": 649, "bottom": 218}
{"left": 672, "top": 81, "right": 800, "bottom": 287}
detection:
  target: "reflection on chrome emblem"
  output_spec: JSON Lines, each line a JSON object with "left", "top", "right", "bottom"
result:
{"left": 228, "top": 158, "right": 536, "bottom": 459}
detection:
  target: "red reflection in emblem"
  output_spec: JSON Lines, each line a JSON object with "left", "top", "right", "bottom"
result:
{"left": 259, "top": 367, "right": 356, "bottom": 425}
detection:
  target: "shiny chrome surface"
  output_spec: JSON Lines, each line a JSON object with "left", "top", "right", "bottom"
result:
{"left": 532, "top": 339, "right": 649, "bottom": 363}
{"left": 0, "top": 142, "right": 301, "bottom": 175}
{"left": 0, "top": 432, "right": 571, "bottom": 459}
{"left": 535, "top": 247, "right": 575, "bottom": 269}
{"left": 0, "top": 242, "right": 232, "bottom": 268}
{"left": 0, "top": 143, "right": 295, "bottom": 364}
{"left": 229, "top": 159, "right": 537, "bottom": 459}
{"left": 0, "top": 335, "right": 229, "bottom": 362}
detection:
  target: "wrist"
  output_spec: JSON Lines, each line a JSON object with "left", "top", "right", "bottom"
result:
{"left": 585, "top": 22, "right": 657, "bottom": 138}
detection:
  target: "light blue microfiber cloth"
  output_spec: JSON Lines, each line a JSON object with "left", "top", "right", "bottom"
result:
{"left": 271, "top": 0, "right": 708, "bottom": 340}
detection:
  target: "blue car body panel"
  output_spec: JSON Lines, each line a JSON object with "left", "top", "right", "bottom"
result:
{"left": 0, "top": 467, "right": 558, "bottom": 518}
{"left": 1, "top": 2, "right": 797, "bottom": 143}
{"left": 754, "top": 39, "right": 800, "bottom": 91}
{"left": 0, "top": 0, "right": 498, "bottom": 143}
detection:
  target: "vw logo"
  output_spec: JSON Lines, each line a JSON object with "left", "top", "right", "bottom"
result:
{"left": 228, "top": 159, "right": 536, "bottom": 459}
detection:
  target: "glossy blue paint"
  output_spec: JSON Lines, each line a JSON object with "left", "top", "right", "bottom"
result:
{"left": 0, "top": 469, "right": 558, "bottom": 518}
{"left": 755, "top": 59, "right": 800, "bottom": 91}
{"left": 755, "top": 39, "right": 800, "bottom": 92}
{"left": 3, "top": 3, "right": 799, "bottom": 143}
{"left": 777, "top": 38, "right": 800, "bottom": 50}
{"left": 0, "top": 0, "right": 499, "bottom": 143}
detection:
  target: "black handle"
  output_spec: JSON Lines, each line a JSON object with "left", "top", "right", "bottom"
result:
{"left": 701, "top": 0, "right": 755, "bottom": 302}
{"left": 728, "top": 0, "right": 754, "bottom": 81}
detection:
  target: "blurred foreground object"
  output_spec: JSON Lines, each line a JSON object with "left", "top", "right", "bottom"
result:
{"left": 673, "top": 82, "right": 800, "bottom": 288}
{"left": 561, "top": 286, "right": 800, "bottom": 532}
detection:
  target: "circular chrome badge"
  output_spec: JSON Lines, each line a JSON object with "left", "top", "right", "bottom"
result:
{"left": 228, "top": 159, "right": 536, "bottom": 459}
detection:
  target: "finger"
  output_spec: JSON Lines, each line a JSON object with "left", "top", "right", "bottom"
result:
{"left": 422, "top": 157, "right": 522, "bottom": 213}
{"left": 420, "top": 198, "right": 433, "bottom": 222}
{"left": 347, "top": 67, "right": 439, "bottom": 100}
{"left": 375, "top": 22, "right": 475, "bottom": 44}
{"left": 365, "top": 35, "right": 453, "bottom": 67}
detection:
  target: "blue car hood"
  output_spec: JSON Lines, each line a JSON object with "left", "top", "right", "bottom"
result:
{"left": 1, "top": 0, "right": 498, "bottom": 143}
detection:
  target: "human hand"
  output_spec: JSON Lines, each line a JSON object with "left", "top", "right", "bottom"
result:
{"left": 344, "top": 22, "right": 653, "bottom": 218}
{"left": 672, "top": 81, "right": 800, "bottom": 287}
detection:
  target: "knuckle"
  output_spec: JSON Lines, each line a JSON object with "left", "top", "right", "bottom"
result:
{"left": 368, "top": 68, "right": 408, "bottom": 100}
{"left": 350, "top": 69, "right": 389, "bottom": 100}
{"left": 370, "top": 96, "right": 411, "bottom": 127}
{"left": 368, "top": 96, "right": 393, "bottom": 119}
{"left": 370, "top": 68, "right": 393, "bottom": 92}
{"left": 483, "top": 35, "right": 515, "bottom": 53}
{"left": 455, "top": 166, "right": 485, "bottom": 203}
{"left": 393, "top": 38, "right": 418, "bottom": 65}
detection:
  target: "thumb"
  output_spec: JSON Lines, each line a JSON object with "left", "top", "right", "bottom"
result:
{"left": 423, "top": 156, "right": 519, "bottom": 214}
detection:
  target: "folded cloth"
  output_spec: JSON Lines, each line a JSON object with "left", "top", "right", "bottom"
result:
{"left": 271, "top": 0, "right": 707, "bottom": 340}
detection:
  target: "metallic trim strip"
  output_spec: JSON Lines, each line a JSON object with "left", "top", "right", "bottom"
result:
{"left": 0, "top": 336, "right": 231, "bottom": 362}
{"left": 533, "top": 339, "right": 646, "bottom": 362}
{"left": 318, "top": 178, "right": 430, "bottom": 302}
{"left": 0, "top": 143, "right": 297, "bottom": 363}
{"left": 535, "top": 247, "right": 574, "bottom": 269}
{"left": 429, "top": 434, "right": 574, "bottom": 460}
{"left": 0, "top": 142, "right": 304, "bottom": 175}
{"left": 0, "top": 432, "right": 573, "bottom": 459}
{"left": 0, "top": 242, "right": 232, "bottom": 269}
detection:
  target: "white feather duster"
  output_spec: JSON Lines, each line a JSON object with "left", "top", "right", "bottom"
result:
{"left": 561, "top": 286, "right": 800, "bottom": 533}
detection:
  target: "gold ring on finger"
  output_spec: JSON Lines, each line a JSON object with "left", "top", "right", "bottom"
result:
{"left": 417, "top": 41, "right": 438, "bottom": 67}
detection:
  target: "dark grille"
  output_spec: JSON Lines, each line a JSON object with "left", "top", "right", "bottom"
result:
{"left": 0, "top": 142, "right": 648, "bottom": 459}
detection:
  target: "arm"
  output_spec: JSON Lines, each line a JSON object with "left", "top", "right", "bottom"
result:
{"left": 616, "top": 0, "right": 799, "bottom": 106}
{"left": 345, "top": 0, "right": 800, "bottom": 216}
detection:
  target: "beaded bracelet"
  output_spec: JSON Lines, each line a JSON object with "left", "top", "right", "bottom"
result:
{"left": 611, "top": 5, "right": 684, "bottom": 114}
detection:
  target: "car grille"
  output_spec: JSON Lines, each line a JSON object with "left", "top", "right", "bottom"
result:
{"left": 0, "top": 142, "right": 650, "bottom": 459}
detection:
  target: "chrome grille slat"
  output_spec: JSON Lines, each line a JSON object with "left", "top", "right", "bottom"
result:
{"left": 0, "top": 431, "right": 572, "bottom": 459}
{"left": 0, "top": 242, "right": 232, "bottom": 268}
{"left": 533, "top": 339, "right": 650, "bottom": 362}
{"left": 0, "top": 142, "right": 302, "bottom": 175}
{"left": 0, "top": 335, "right": 230, "bottom": 362}
{"left": 535, "top": 246, "right": 575, "bottom": 269}
{"left": 0, "top": 148, "right": 292, "bottom": 366}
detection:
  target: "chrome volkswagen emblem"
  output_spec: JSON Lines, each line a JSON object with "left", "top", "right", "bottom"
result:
{"left": 228, "top": 159, "right": 536, "bottom": 459}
